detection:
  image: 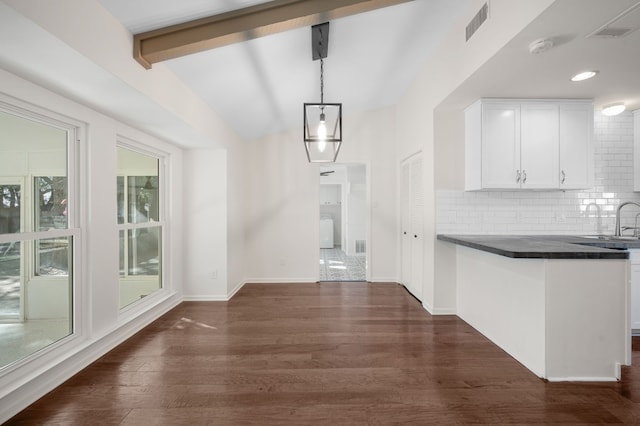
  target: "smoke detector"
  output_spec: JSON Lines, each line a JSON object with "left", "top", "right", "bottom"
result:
{"left": 528, "top": 38, "right": 554, "bottom": 54}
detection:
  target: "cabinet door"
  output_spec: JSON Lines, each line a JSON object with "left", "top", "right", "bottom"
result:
{"left": 481, "top": 103, "right": 520, "bottom": 189}
{"left": 560, "top": 103, "right": 593, "bottom": 189}
{"left": 521, "top": 103, "right": 559, "bottom": 189}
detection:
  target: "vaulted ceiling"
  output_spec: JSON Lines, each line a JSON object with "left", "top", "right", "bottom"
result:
{"left": 1, "top": 0, "right": 639, "bottom": 147}
{"left": 96, "top": 0, "right": 470, "bottom": 140}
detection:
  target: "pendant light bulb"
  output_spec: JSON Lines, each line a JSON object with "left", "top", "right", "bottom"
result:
{"left": 317, "top": 112, "right": 327, "bottom": 152}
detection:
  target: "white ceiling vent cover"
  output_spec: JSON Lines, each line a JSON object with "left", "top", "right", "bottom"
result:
{"left": 587, "top": 1, "right": 640, "bottom": 38}
{"left": 466, "top": 2, "right": 489, "bottom": 41}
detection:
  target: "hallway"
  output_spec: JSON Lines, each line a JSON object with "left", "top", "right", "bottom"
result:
{"left": 7, "top": 282, "right": 640, "bottom": 424}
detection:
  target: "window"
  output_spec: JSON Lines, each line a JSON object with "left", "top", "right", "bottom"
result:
{"left": 0, "top": 104, "right": 78, "bottom": 371}
{"left": 116, "top": 146, "right": 162, "bottom": 309}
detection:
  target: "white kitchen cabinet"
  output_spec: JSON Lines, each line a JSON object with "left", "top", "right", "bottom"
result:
{"left": 559, "top": 103, "right": 593, "bottom": 189}
{"left": 477, "top": 102, "right": 520, "bottom": 189}
{"left": 520, "top": 103, "right": 559, "bottom": 189}
{"left": 465, "top": 99, "right": 593, "bottom": 190}
{"left": 319, "top": 184, "right": 340, "bottom": 205}
{"left": 633, "top": 110, "right": 640, "bottom": 191}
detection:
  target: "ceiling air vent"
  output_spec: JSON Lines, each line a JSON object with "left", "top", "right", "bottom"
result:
{"left": 466, "top": 2, "right": 488, "bottom": 41}
{"left": 587, "top": 1, "right": 640, "bottom": 38}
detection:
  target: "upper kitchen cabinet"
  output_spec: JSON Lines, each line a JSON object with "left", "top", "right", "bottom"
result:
{"left": 465, "top": 99, "right": 593, "bottom": 191}
{"left": 559, "top": 103, "right": 594, "bottom": 189}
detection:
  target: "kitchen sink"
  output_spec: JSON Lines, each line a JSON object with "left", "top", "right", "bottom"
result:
{"left": 580, "top": 235, "right": 640, "bottom": 241}
{"left": 572, "top": 234, "right": 640, "bottom": 250}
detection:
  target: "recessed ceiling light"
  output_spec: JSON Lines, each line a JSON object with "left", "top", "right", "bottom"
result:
{"left": 602, "top": 103, "right": 626, "bottom": 116}
{"left": 571, "top": 71, "right": 598, "bottom": 82}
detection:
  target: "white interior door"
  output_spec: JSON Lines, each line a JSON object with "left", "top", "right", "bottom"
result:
{"left": 401, "top": 161, "right": 411, "bottom": 293}
{"left": 401, "top": 153, "right": 423, "bottom": 301}
{"left": 409, "top": 155, "right": 424, "bottom": 300}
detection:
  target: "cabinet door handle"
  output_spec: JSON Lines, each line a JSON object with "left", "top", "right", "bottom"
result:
{"left": 414, "top": 234, "right": 418, "bottom": 238}
{"left": 516, "top": 170, "right": 521, "bottom": 183}
{"left": 522, "top": 170, "right": 527, "bottom": 183}
{"left": 403, "top": 231, "right": 407, "bottom": 235}
{"left": 561, "top": 170, "right": 566, "bottom": 184}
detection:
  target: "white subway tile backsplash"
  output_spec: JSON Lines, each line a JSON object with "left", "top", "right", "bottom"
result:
{"left": 437, "top": 111, "right": 639, "bottom": 235}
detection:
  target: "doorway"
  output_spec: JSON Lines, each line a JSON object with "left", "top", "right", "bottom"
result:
{"left": 318, "top": 164, "right": 367, "bottom": 281}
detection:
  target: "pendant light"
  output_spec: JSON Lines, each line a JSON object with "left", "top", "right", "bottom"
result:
{"left": 304, "top": 22, "right": 342, "bottom": 163}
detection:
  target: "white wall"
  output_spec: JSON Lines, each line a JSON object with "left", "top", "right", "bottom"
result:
{"left": 395, "top": 0, "right": 555, "bottom": 313}
{"left": 244, "top": 106, "right": 398, "bottom": 283}
{"left": 244, "top": 130, "right": 319, "bottom": 282}
{"left": 183, "top": 149, "right": 229, "bottom": 299}
{"left": 226, "top": 138, "right": 246, "bottom": 297}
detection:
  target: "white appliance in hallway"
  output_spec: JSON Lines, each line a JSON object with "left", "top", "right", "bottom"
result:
{"left": 320, "top": 214, "right": 334, "bottom": 249}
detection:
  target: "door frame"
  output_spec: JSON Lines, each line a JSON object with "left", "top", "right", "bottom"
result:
{"left": 317, "top": 162, "right": 371, "bottom": 282}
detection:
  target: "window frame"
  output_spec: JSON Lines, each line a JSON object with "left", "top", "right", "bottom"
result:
{"left": 0, "top": 94, "right": 85, "bottom": 372}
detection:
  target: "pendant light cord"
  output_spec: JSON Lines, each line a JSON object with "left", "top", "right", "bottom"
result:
{"left": 320, "top": 57, "right": 324, "bottom": 104}
{"left": 318, "top": 26, "right": 325, "bottom": 105}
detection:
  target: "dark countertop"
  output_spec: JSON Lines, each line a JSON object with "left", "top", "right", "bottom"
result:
{"left": 436, "top": 234, "right": 640, "bottom": 259}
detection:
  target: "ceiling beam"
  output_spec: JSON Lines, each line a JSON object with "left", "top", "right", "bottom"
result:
{"left": 133, "top": 0, "right": 414, "bottom": 69}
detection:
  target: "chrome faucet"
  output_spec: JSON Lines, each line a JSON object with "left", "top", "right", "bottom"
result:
{"left": 614, "top": 201, "right": 640, "bottom": 236}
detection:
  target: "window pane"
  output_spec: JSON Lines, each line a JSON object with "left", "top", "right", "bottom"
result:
{"left": 35, "top": 236, "right": 70, "bottom": 277}
{"left": 128, "top": 176, "right": 159, "bottom": 223}
{"left": 0, "top": 241, "right": 20, "bottom": 317}
{"left": 117, "top": 176, "right": 124, "bottom": 225}
{"left": 128, "top": 227, "right": 160, "bottom": 276}
{"left": 0, "top": 184, "right": 21, "bottom": 234}
{"left": 0, "top": 237, "right": 73, "bottom": 370}
{"left": 119, "top": 229, "right": 125, "bottom": 276}
{"left": 120, "top": 228, "right": 161, "bottom": 309}
{"left": 35, "top": 177, "right": 68, "bottom": 231}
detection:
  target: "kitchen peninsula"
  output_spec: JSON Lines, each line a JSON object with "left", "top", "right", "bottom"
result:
{"left": 438, "top": 234, "right": 632, "bottom": 382}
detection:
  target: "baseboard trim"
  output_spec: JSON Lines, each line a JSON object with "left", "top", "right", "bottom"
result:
{"left": 243, "top": 278, "right": 318, "bottom": 284}
{"left": 546, "top": 376, "right": 618, "bottom": 382}
{"left": 182, "top": 295, "right": 229, "bottom": 301}
{"left": 227, "top": 280, "right": 245, "bottom": 300}
{"left": 422, "top": 300, "right": 456, "bottom": 316}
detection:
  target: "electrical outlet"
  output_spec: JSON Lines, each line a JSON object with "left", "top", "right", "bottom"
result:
{"left": 211, "top": 270, "right": 218, "bottom": 280}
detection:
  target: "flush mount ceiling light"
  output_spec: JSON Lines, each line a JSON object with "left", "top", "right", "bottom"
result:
{"left": 304, "top": 22, "right": 342, "bottom": 163}
{"left": 571, "top": 70, "right": 598, "bottom": 82}
{"left": 602, "top": 103, "right": 626, "bottom": 116}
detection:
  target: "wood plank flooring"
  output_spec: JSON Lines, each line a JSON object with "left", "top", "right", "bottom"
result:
{"left": 7, "top": 282, "right": 640, "bottom": 424}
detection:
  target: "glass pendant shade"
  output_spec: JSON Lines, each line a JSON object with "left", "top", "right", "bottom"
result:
{"left": 304, "top": 102, "right": 342, "bottom": 162}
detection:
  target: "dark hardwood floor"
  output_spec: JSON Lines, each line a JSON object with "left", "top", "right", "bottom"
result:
{"left": 6, "top": 282, "right": 640, "bottom": 424}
